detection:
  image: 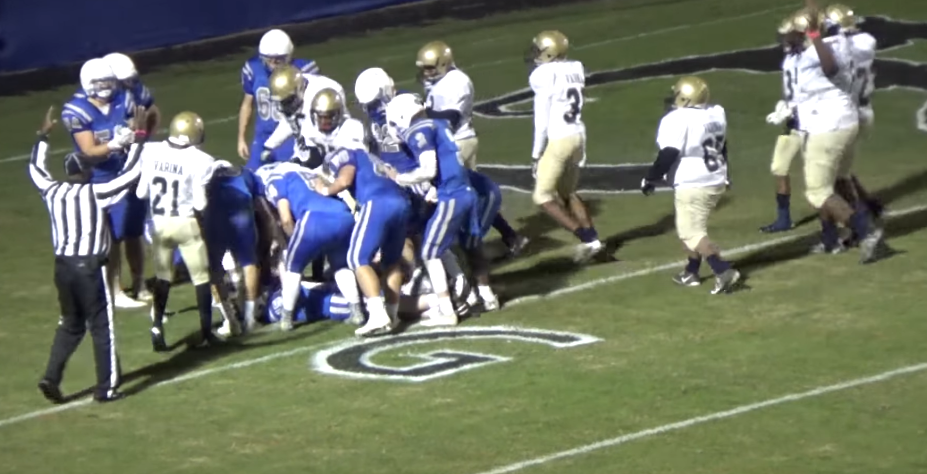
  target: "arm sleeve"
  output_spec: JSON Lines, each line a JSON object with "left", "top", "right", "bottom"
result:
{"left": 529, "top": 72, "right": 552, "bottom": 159}
{"left": 93, "top": 143, "right": 144, "bottom": 206}
{"left": 426, "top": 109, "right": 462, "bottom": 130}
{"left": 28, "top": 137, "right": 58, "bottom": 194}
{"left": 646, "top": 147, "right": 680, "bottom": 181}
{"left": 264, "top": 120, "right": 293, "bottom": 150}
{"left": 241, "top": 60, "right": 255, "bottom": 95}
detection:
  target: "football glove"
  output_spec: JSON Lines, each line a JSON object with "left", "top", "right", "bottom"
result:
{"left": 765, "top": 100, "right": 792, "bottom": 126}
{"left": 640, "top": 178, "right": 656, "bottom": 196}
{"left": 260, "top": 147, "right": 274, "bottom": 163}
{"left": 107, "top": 126, "right": 135, "bottom": 150}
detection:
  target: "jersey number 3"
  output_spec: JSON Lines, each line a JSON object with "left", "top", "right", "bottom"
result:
{"left": 563, "top": 87, "right": 583, "bottom": 124}
{"left": 151, "top": 177, "right": 180, "bottom": 217}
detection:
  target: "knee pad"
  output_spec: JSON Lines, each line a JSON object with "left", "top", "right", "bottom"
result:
{"left": 678, "top": 233, "right": 706, "bottom": 253}
{"left": 804, "top": 186, "right": 833, "bottom": 209}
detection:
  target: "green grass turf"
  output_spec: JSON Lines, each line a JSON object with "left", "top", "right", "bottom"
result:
{"left": 1, "top": 0, "right": 927, "bottom": 472}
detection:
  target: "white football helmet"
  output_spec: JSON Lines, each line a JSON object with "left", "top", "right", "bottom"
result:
{"left": 354, "top": 67, "right": 396, "bottom": 105}
{"left": 385, "top": 93, "right": 425, "bottom": 136}
{"left": 103, "top": 53, "right": 138, "bottom": 81}
{"left": 259, "top": 29, "right": 294, "bottom": 70}
{"left": 80, "top": 58, "right": 118, "bottom": 101}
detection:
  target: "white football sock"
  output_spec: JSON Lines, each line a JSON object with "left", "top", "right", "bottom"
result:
{"left": 280, "top": 271, "right": 302, "bottom": 313}
{"left": 334, "top": 268, "right": 361, "bottom": 304}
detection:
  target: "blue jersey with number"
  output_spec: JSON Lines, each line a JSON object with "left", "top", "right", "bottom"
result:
{"left": 241, "top": 57, "right": 319, "bottom": 141}
{"left": 401, "top": 118, "right": 470, "bottom": 197}
{"left": 61, "top": 90, "right": 135, "bottom": 182}
{"left": 266, "top": 170, "right": 349, "bottom": 220}
{"left": 362, "top": 92, "right": 418, "bottom": 172}
{"left": 328, "top": 148, "right": 407, "bottom": 206}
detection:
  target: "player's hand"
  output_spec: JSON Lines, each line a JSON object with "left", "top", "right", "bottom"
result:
{"left": 640, "top": 178, "right": 656, "bottom": 196}
{"left": 260, "top": 147, "right": 274, "bottom": 163}
{"left": 766, "top": 101, "right": 790, "bottom": 125}
{"left": 237, "top": 138, "right": 250, "bottom": 160}
{"left": 531, "top": 157, "right": 539, "bottom": 179}
{"left": 38, "top": 105, "right": 57, "bottom": 136}
{"left": 107, "top": 126, "right": 135, "bottom": 150}
{"left": 805, "top": 0, "right": 821, "bottom": 30}
{"left": 386, "top": 166, "right": 399, "bottom": 181}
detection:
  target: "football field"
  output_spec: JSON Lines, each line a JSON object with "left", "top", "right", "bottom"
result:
{"left": 2, "top": 0, "right": 927, "bottom": 472}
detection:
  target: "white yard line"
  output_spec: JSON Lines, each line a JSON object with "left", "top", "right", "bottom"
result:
{"left": 470, "top": 361, "right": 927, "bottom": 474}
{"left": 0, "top": 203, "right": 923, "bottom": 429}
{"left": 0, "top": 4, "right": 788, "bottom": 164}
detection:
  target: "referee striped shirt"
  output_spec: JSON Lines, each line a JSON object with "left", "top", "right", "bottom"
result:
{"left": 28, "top": 137, "right": 143, "bottom": 258}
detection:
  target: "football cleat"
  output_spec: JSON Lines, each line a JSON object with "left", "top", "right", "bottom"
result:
{"left": 419, "top": 311, "right": 459, "bottom": 327}
{"left": 711, "top": 269, "right": 741, "bottom": 295}
{"left": 672, "top": 271, "right": 701, "bottom": 287}
{"left": 93, "top": 389, "right": 126, "bottom": 403}
{"left": 345, "top": 303, "right": 367, "bottom": 326}
{"left": 759, "top": 219, "right": 793, "bottom": 233}
{"left": 809, "top": 241, "right": 848, "bottom": 255}
{"left": 573, "top": 240, "right": 604, "bottom": 263}
{"left": 858, "top": 227, "right": 885, "bottom": 264}
{"left": 505, "top": 235, "right": 530, "bottom": 258}
{"left": 150, "top": 327, "right": 168, "bottom": 352}
{"left": 38, "top": 379, "right": 65, "bottom": 405}
{"left": 355, "top": 312, "right": 392, "bottom": 337}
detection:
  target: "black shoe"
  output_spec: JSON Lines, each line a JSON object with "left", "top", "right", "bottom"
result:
{"left": 151, "top": 328, "right": 168, "bottom": 352}
{"left": 759, "top": 219, "right": 793, "bottom": 233}
{"left": 94, "top": 389, "right": 126, "bottom": 403}
{"left": 38, "top": 379, "right": 64, "bottom": 404}
{"left": 192, "top": 333, "right": 224, "bottom": 350}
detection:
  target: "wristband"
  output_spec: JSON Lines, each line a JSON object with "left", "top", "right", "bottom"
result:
{"left": 806, "top": 30, "right": 821, "bottom": 40}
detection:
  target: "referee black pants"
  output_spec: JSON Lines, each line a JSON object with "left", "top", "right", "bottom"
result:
{"left": 43, "top": 256, "right": 121, "bottom": 396}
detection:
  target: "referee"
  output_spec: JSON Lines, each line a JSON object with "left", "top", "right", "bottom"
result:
{"left": 30, "top": 106, "right": 146, "bottom": 404}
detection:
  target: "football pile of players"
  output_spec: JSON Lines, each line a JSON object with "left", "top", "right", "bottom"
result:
{"left": 53, "top": 1, "right": 886, "bottom": 350}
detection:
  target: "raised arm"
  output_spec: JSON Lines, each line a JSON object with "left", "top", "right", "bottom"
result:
{"left": 29, "top": 106, "right": 61, "bottom": 194}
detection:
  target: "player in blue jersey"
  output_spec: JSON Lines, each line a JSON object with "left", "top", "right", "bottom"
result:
{"left": 263, "top": 282, "right": 352, "bottom": 325}
{"left": 384, "top": 93, "right": 479, "bottom": 327}
{"left": 237, "top": 29, "right": 320, "bottom": 170}
{"left": 315, "top": 141, "right": 411, "bottom": 336}
{"left": 355, "top": 68, "right": 528, "bottom": 257}
{"left": 62, "top": 58, "right": 149, "bottom": 309}
{"left": 265, "top": 167, "right": 356, "bottom": 331}
{"left": 204, "top": 162, "right": 282, "bottom": 332}
{"left": 104, "top": 53, "right": 161, "bottom": 136}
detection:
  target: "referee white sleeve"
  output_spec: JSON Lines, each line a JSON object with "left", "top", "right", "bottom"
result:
{"left": 28, "top": 137, "right": 58, "bottom": 195}
{"left": 94, "top": 142, "right": 144, "bottom": 208}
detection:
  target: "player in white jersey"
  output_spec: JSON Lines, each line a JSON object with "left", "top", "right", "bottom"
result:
{"left": 526, "top": 30, "right": 603, "bottom": 263}
{"left": 825, "top": 3, "right": 885, "bottom": 229}
{"left": 781, "top": 5, "right": 883, "bottom": 262}
{"left": 261, "top": 65, "right": 352, "bottom": 168}
{"left": 761, "top": 14, "right": 815, "bottom": 234}
{"left": 415, "top": 41, "right": 479, "bottom": 169}
{"left": 136, "top": 112, "right": 239, "bottom": 350}
{"left": 640, "top": 77, "right": 741, "bottom": 294}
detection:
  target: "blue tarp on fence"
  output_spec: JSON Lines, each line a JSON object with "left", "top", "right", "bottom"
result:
{"left": 0, "top": 0, "right": 424, "bottom": 73}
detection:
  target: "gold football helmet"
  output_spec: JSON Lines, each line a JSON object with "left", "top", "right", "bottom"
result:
{"left": 269, "top": 64, "right": 307, "bottom": 115}
{"left": 825, "top": 3, "right": 858, "bottom": 31}
{"left": 311, "top": 88, "right": 344, "bottom": 134}
{"left": 168, "top": 111, "right": 205, "bottom": 146}
{"left": 416, "top": 41, "right": 454, "bottom": 85}
{"left": 666, "top": 76, "right": 710, "bottom": 110}
{"left": 526, "top": 30, "right": 569, "bottom": 66}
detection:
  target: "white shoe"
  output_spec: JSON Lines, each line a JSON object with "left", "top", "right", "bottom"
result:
{"left": 243, "top": 315, "right": 257, "bottom": 333}
{"left": 134, "top": 289, "right": 153, "bottom": 302}
{"left": 355, "top": 312, "right": 392, "bottom": 337}
{"left": 466, "top": 289, "right": 479, "bottom": 307}
{"left": 482, "top": 295, "right": 500, "bottom": 312}
{"left": 573, "top": 240, "right": 604, "bottom": 264}
{"left": 114, "top": 292, "right": 146, "bottom": 309}
{"left": 419, "top": 311, "right": 458, "bottom": 327}
{"left": 218, "top": 320, "right": 233, "bottom": 337}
